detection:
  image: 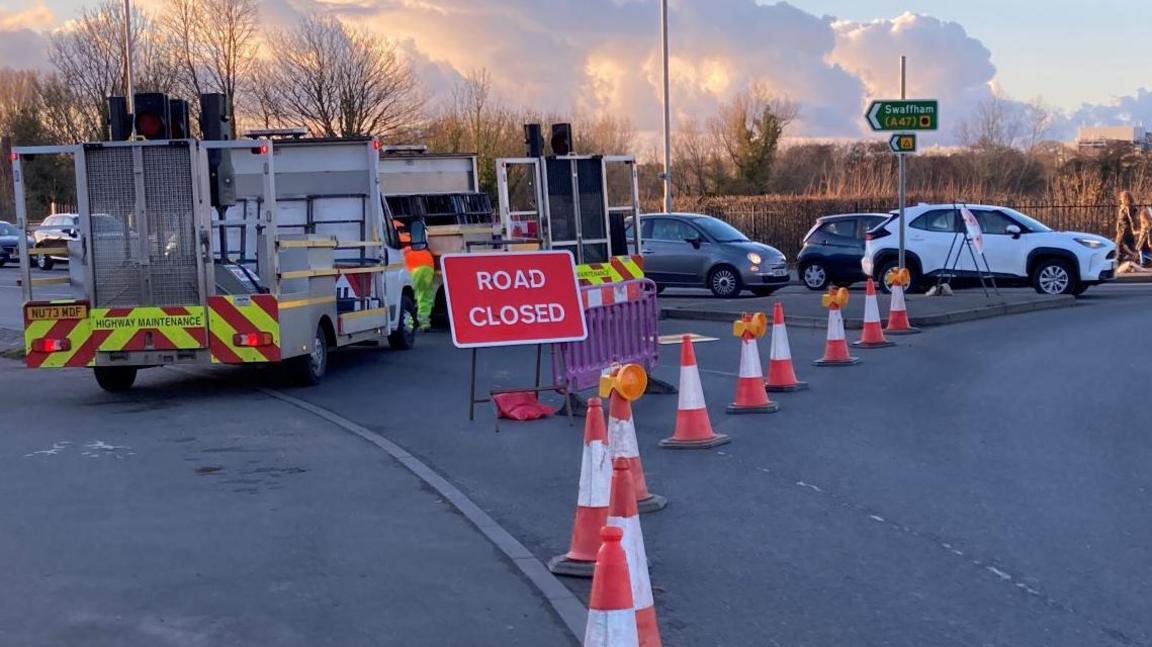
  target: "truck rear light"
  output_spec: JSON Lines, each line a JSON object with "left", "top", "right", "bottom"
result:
{"left": 32, "top": 338, "right": 71, "bottom": 353}
{"left": 233, "top": 332, "right": 273, "bottom": 347}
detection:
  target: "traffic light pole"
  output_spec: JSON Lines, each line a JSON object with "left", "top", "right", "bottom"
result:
{"left": 897, "top": 55, "right": 907, "bottom": 271}
{"left": 124, "top": 0, "right": 136, "bottom": 137}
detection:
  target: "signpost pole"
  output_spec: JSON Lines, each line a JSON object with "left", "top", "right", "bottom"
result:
{"left": 660, "top": 0, "right": 673, "bottom": 213}
{"left": 898, "top": 55, "right": 907, "bottom": 272}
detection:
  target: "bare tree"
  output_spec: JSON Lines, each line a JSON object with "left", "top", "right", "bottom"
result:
{"left": 672, "top": 116, "right": 724, "bottom": 196}
{"left": 573, "top": 113, "right": 636, "bottom": 155}
{"left": 262, "top": 15, "right": 423, "bottom": 139}
{"left": 49, "top": 0, "right": 177, "bottom": 139}
{"left": 708, "top": 85, "right": 797, "bottom": 194}
{"left": 161, "top": 0, "right": 258, "bottom": 125}
{"left": 957, "top": 95, "right": 1025, "bottom": 151}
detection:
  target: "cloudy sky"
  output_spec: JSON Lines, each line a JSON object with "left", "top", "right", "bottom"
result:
{"left": 2, "top": 0, "right": 1151, "bottom": 143}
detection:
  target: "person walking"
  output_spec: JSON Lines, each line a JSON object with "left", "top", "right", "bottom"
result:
{"left": 1134, "top": 207, "right": 1152, "bottom": 268}
{"left": 394, "top": 218, "right": 435, "bottom": 331}
{"left": 1114, "top": 191, "right": 1140, "bottom": 267}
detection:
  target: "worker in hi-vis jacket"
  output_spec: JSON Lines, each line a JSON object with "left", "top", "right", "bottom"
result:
{"left": 395, "top": 218, "right": 435, "bottom": 331}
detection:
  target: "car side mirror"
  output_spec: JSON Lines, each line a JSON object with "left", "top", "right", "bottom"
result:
{"left": 408, "top": 220, "right": 429, "bottom": 251}
{"left": 1006, "top": 224, "right": 1021, "bottom": 239}
{"left": 685, "top": 236, "right": 702, "bottom": 249}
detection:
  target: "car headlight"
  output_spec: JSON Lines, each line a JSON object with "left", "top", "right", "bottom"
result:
{"left": 746, "top": 252, "right": 762, "bottom": 265}
{"left": 1074, "top": 237, "right": 1104, "bottom": 249}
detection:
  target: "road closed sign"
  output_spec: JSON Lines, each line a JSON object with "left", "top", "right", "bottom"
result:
{"left": 441, "top": 251, "right": 588, "bottom": 348}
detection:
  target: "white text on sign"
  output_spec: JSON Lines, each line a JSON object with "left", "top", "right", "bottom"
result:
{"left": 470, "top": 270, "right": 567, "bottom": 327}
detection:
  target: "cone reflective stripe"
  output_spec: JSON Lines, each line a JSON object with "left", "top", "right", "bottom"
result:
{"left": 813, "top": 304, "right": 860, "bottom": 366}
{"left": 583, "top": 526, "right": 639, "bottom": 647}
{"left": 765, "top": 302, "right": 808, "bottom": 392}
{"left": 727, "top": 315, "right": 779, "bottom": 414}
{"left": 853, "top": 279, "right": 895, "bottom": 349}
{"left": 549, "top": 397, "right": 612, "bottom": 577}
{"left": 885, "top": 281, "right": 921, "bottom": 335}
{"left": 608, "top": 390, "right": 667, "bottom": 513}
{"left": 660, "top": 336, "right": 731, "bottom": 448}
{"left": 607, "top": 459, "right": 661, "bottom": 647}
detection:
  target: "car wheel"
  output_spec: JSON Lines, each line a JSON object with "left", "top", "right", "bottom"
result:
{"left": 289, "top": 324, "right": 328, "bottom": 386}
{"left": 93, "top": 366, "right": 138, "bottom": 392}
{"left": 707, "top": 265, "right": 742, "bottom": 298}
{"left": 36, "top": 250, "right": 54, "bottom": 271}
{"left": 388, "top": 292, "right": 418, "bottom": 350}
{"left": 801, "top": 263, "right": 829, "bottom": 290}
{"left": 750, "top": 286, "right": 777, "bottom": 297}
{"left": 875, "top": 259, "right": 919, "bottom": 294}
{"left": 1032, "top": 259, "right": 1076, "bottom": 295}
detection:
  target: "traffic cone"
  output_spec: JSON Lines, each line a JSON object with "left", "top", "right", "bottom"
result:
{"left": 660, "top": 336, "right": 731, "bottom": 449}
{"left": 885, "top": 280, "right": 921, "bottom": 335}
{"left": 549, "top": 397, "right": 611, "bottom": 578}
{"left": 813, "top": 302, "right": 860, "bottom": 367}
{"left": 607, "top": 458, "right": 661, "bottom": 647}
{"left": 582, "top": 525, "right": 639, "bottom": 647}
{"left": 853, "top": 279, "right": 895, "bottom": 349}
{"left": 765, "top": 302, "right": 809, "bottom": 392}
{"left": 727, "top": 313, "right": 779, "bottom": 414}
{"left": 607, "top": 379, "right": 668, "bottom": 514}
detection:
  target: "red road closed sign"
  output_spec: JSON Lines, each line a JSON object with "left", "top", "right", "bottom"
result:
{"left": 441, "top": 251, "right": 588, "bottom": 348}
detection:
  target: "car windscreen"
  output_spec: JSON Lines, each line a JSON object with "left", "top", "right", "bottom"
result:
{"left": 691, "top": 217, "right": 748, "bottom": 242}
{"left": 1002, "top": 208, "right": 1053, "bottom": 232}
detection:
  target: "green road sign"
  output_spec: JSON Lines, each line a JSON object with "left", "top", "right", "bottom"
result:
{"left": 888, "top": 133, "right": 917, "bottom": 153}
{"left": 866, "top": 100, "right": 938, "bottom": 131}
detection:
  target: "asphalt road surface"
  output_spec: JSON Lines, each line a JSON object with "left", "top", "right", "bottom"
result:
{"left": 3, "top": 272, "right": 1152, "bottom": 646}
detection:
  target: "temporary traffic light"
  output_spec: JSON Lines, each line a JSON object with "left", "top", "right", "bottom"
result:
{"left": 550, "top": 122, "right": 572, "bottom": 156}
{"left": 199, "top": 93, "right": 236, "bottom": 208}
{"left": 523, "top": 123, "right": 544, "bottom": 157}
{"left": 106, "top": 96, "right": 132, "bottom": 141}
{"left": 169, "top": 99, "right": 190, "bottom": 139}
{"left": 133, "top": 92, "right": 171, "bottom": 140}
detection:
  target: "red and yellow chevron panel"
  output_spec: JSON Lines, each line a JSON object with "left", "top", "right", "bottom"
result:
{"left": 25, "top": 300, "right": 96, "bottom": 368}
{"left": 207, "top": 295, "right": 281, "bottom": 364}
{"left": 576, "top": 255, "right": 645, "bottom": 286}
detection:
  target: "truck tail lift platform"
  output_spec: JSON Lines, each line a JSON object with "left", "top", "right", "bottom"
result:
{"left": 12, "top": 137, "right": 419, "bottom": 391}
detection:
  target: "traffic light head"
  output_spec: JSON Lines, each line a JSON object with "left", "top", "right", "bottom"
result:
{"left": 169, "top": 99, "right": 190, "bottom": 139}
{"left": 134, "top": 92, "right": 171, "bottom": 140}
{"left": 550, "top": 122, "right": 572, "bottom": 156}
{"left": 106, "top": 96, "right": 132, "bottom": 141}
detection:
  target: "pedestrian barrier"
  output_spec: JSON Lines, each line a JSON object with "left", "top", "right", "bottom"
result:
{"left": 583, "top": 526, "right": 639, "bottom": 647}
{"left": 885, "top": 269, "right": 921, "bottom": 335}
{"left": 604, "top": 364, "right": 667, "bottom": 513}
{"left": 554, "top": 279, "right": 660, "bottom": 398}
{"left": 660, "top": 336, "right": 731, "bottom": 449}
{"left": 607, "top": 458, "right": 662, "bottom": 647}
{"left": 814, "top": 288, "right": 861, "bottom": 367}
{"left": 727, "top": 313, "right": 780, "bottom": 415}
{"left": 765, "top": 302, "right": 809, "bottom": 392}
{"left": 550, "top": 397, "right": 612, "bottom": 578}
{"left": 854, "top": 279, "right": 895, "bottom": 349}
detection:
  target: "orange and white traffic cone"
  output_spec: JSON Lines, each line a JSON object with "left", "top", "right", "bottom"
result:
{"left": 853, "top": 279, "right": 895, "bottom": 349}
{"left": 583, "top": 525, "right": 639, "bottom": 647}
{"left": 549, "top": 397, "right": 611, "bottom": 578}
{"left": 813, "top": 288, "right": 860, "bottom": 367}
{"left": 660, "top": 336, "right": 731, "bottom": 448}
{"left": 727, "top": 313, "right": 779, "bottom": 414}
{"left": 885, "top": 271, "right": 921, "bottom": 335}
{"left": 604, "top": 365, "right": 667, "bottom": 513}
{"left": 607, "top": 458, "right": 661, "bottom": 647}
{"left": 765, "top": 302, "right": 808, "bottom": 392}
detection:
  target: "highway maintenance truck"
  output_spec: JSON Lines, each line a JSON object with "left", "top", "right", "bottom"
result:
{"left": 12, "top": 108, "right": 420, "bottom": 392}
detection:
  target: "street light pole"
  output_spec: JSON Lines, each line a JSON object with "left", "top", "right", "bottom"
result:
{"left": 660, "top": 0, "right": 672, "bottom": 213}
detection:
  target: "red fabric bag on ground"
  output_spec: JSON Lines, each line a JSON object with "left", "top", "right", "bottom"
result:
{"left": 492, "top": 392, "right": 556, "bottom": 420}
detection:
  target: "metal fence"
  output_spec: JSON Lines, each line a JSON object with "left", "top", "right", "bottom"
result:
{"left": 659, "top": 196, "right": 1118, "bottom": 261}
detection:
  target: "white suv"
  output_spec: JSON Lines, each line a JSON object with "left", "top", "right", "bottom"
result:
{"left": 864, "top": 204, "right": 1116, "bottom": 295}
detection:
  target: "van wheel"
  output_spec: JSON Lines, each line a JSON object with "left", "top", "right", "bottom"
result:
{"left": 290, "top": 325, "right": 328, "bottom": 386}
{"left": 389, "top": 292, "right": 417, "bottom": 350}
{"left": 93, "top": 366, "right": 137, "bottom": 392}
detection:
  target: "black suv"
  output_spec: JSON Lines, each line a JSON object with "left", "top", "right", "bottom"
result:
{"left": 797, "top": 213, "right": 887, "bottom": 290}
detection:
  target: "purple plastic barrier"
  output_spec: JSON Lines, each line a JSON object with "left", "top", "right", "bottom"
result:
{"left": 553, "top": 279, "right": 660, "bottom": 395}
